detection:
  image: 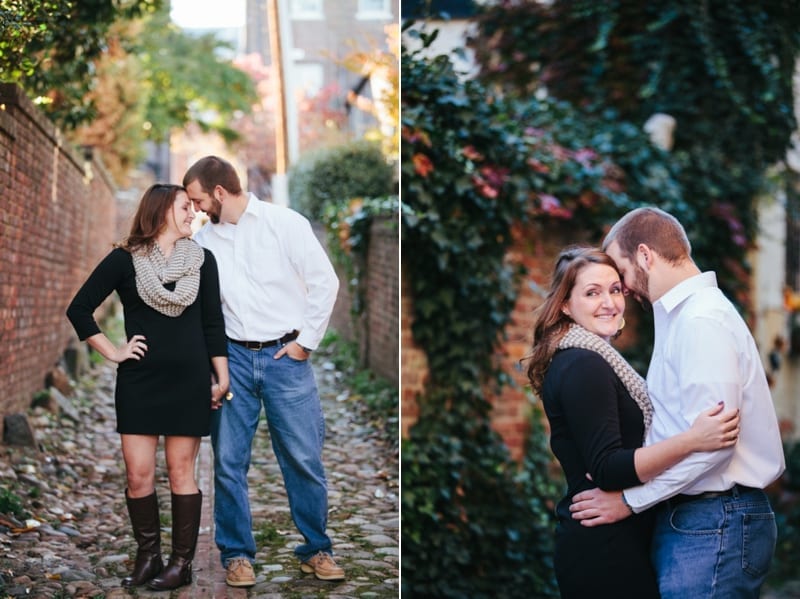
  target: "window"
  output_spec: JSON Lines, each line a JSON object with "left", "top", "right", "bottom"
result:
{"left": 290, "top": 0, "right": 323, "bottom": 20}
{"left": 357, "top": 0, "right": 391, "bottom": 19}
{"left": 292, "top": 63, "right": 324, "bottom": 98}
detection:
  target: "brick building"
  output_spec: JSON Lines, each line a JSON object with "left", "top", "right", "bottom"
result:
{"left": 246, "top": 0, "right": 398, "bottom": 140}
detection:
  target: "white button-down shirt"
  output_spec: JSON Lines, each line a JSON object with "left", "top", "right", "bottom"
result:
{"left": 625, "top": 272, "right": 785, "bottom": 511}
{"left": 193, "top": 194, "right": 339, "bottom": 350}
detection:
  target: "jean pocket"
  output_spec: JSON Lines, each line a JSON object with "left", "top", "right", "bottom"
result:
{"left": 741, "top": 512, "right": 776, "bottom": 577}
{"left": 669, "top": 502, "right": 723, "bottom": 535}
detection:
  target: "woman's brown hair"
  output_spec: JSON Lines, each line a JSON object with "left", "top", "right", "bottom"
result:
{"left": 526, "top": 245, "right": 622, "bottom": 395}
{"left": 118, "top": 184, "right": 185, "bottom": 253}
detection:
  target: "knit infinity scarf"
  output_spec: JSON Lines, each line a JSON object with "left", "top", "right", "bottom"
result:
{"left": 558, "top": 323, "right": 653, "bottom": 439}
{"left": 132, "top": 238, "right": 205, "bottom": 317}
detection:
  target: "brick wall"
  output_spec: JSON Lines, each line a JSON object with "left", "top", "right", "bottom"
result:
{"left": 401, "top": 222, "right": 594, "bottom": 459}
{"left": 321, "top": 217, "right": 399, "bottom": 384}
{"left": 363, "top": 217, "right": 398, "bottom": 383}
{"left": 0, "top": 84, "right": 117, "bottom": 419}
{"left": 400, "top": 263, "right": 427, "bottom": 436}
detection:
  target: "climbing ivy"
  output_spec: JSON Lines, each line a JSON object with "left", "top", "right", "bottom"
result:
{"left": 469, "top": 0, "right": 800, "bottom": 309}
{"left": 321, "top": 195, "right": 398, "bottom": 317}
{"left": 400, "top": 24, "right": 682, "bottom": 596}
{"left": 403, "top": 3, "right": 800, "bottom": 596}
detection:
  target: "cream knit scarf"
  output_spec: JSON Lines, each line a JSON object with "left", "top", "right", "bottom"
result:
{"left": 558, "top": 323, "right": 653, "bottom": 438}
{"left": 132, "top": 238, "right": 205, "bottom": 317}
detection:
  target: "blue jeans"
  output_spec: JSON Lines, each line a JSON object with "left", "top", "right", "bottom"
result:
{"left": 651, "top": 485, "right": 776, "bottom": 599}
{"left": 210, "top": 341, "right": 332, "bottom": 565}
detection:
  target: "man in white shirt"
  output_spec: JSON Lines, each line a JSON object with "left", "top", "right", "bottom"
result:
{"left": 183, "top": 156, "right": 343, "bottom": 587}
{"left": 569, "top": 206, "right": 785, "bottom": 598}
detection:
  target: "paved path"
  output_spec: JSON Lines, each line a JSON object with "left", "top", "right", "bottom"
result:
{"left": 0, "top": 343, "right": 399, "bottom": 598}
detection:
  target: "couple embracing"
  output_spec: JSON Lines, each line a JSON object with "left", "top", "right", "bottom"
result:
{"left": 67, "top": 156, "right": 344, "bottom": 590}
{"left": 528, "top": 207, "right": 786, "bottom": 598}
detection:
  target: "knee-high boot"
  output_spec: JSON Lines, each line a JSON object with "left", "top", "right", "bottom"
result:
{"left": 122, "top": 490, "right": 163, "bottom": 587}
{"left": 148, "top": 491, "right": 202, "bottom": 591}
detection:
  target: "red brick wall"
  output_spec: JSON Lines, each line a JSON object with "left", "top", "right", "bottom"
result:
{"left": 400, "top": 264, "right": 427, "bottom": 437}
{"left": 320, "top": 217, "right": 399, "bottom": 384}
{"left": 363, "top": 217, "right": 398, "bottom": 383}
{"left": 401, "top": 222, "right": 592, "bottom": 459}
{"left": 0, "top": 84, "right": 117, "bottom": 419}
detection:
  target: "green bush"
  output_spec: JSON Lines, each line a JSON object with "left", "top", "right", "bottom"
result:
{"left": 288, "top": 141, "right": 395, "bottom": 220}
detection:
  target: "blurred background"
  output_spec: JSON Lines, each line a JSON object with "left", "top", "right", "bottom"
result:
{"left": 0, "top": 3, "right": 399, "bottom": 593}
{"left": 1, "top": 0, "right": 399, "bottom": 417}
{"left": 400, "top": 1, "right": 800, "bottom": 597}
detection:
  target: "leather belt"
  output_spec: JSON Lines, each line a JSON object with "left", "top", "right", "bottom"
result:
{"left": 228, "top": 330, "right": 298, "bottom": 350}
{"left": 670, "top": 484, "right": 759, "bottom": 507}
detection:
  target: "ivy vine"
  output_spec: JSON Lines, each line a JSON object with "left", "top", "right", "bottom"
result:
{"left": 321, "top": 195, "right": 399, "bottom": 317}
{"left": 401, "top": 2, "right": 800, "bottom": 594}
{"left": 400, "top": 24, "right": 680, "bottom": 596}
{"left": 469, "top": 0, "right": 800, "bottom": 310}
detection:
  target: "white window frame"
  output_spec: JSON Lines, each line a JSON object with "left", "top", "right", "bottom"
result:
{"left": 356, "top": 0, "right": 392, "bottom": 20}
{"left": 290, "top": 0, "right": 324, "bottom": 20}
{"left": 292, "top": 62, "right": 325, "bottom": 98}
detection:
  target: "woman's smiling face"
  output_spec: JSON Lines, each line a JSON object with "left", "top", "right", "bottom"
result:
{"left": 562, "top": 262, "right": 625, "bottom": 340}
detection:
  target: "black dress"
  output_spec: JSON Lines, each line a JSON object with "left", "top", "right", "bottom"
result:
{"left": 542, "top": 348, "right": 660, "bottom": 599}
{"left": 66, "top": 247, "right": 227, "bottom": 436}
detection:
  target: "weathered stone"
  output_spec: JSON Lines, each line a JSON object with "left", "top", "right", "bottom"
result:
{"left": 0, "top": 341, "right": 400, "bottom": 598}
{"left": 30, "top": 390, "right": 59, "bottom": 414}
{"left": 3, "top": 413, "right": 37, "bottom": 447}
{"left": 62, "top": 337, "right": 90, "bottom": 381}
{"left": 48, "top": 387, "right": 81, "bottom": 423}
{"left": 44, "top": 366, "right": 73, "bottom": 397}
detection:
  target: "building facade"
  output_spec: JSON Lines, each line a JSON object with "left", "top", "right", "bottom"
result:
{"left": 246, "top": 0, "right": 398, "bottom": 142}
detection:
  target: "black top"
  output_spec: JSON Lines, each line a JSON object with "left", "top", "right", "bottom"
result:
{"left": 544, "top": 348, "right": 643, "bottom": 505}
{"left": 542, "top": 347, "right": 659, "bottom": 598}
{"left": 66, "top": 247, "right": 227, "bottom": 436}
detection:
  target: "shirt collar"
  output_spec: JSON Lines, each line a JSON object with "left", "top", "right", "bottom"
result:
{"left": 242, "top": 192, "right": 260, "bottom": 218}
{"left": 655, "top": 271, "right": 717, "bottom": 314}
{"left": 204, "top": 192, "right": 260, "bottom": 239}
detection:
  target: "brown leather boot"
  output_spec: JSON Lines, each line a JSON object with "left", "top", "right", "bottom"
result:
{"left": 148, "top": 491, "right": 202, "bottom": 591}
{"left": 121, "top": 490, "right": 163, "bottom": 587}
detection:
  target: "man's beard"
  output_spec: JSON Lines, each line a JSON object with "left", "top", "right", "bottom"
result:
{"left": 207, "top": 198, "right": 223, "bottom": 224}
{"left": 632, "top": 264, "right": 652, "bottom": 310}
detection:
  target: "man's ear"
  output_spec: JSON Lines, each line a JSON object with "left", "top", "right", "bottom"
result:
{"left": 214, "top": 185, "right": 224, "bottom": 202}
{"left": 636, "top": 243, "right": 654, "bottom": 270}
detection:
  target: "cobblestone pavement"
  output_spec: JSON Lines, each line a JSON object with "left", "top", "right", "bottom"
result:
{"left": 0, "top": 345, "right": 399, "bottom": 598}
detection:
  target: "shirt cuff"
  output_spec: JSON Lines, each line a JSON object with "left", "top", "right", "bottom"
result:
{"left": 621, "top": 484, "right": 654, "bottom": 513}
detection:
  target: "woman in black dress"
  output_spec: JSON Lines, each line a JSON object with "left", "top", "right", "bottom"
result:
{"left": 526, "top": 246, "right": 739, "bottom": 598}
{"left": 66, "top": 184, "right": 229, "bottom": 591}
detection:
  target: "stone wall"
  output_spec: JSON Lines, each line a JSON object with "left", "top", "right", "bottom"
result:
{"left": 0, "top": 84, "right": 117, "bottom": 420}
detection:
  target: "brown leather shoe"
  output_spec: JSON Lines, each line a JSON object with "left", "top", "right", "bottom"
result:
{"left": 226, "top": 557, "right": 256, "bottom": 587}
{"left": 300, "top": 552, "right": 345, "bottom": 581}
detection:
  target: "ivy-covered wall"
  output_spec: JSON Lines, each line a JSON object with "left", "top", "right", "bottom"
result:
{"left": 318, "top": 218, "right": 399, "bottom": 384}
{"left": 402, "top": 219, "right": 642, "bottom": 458}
